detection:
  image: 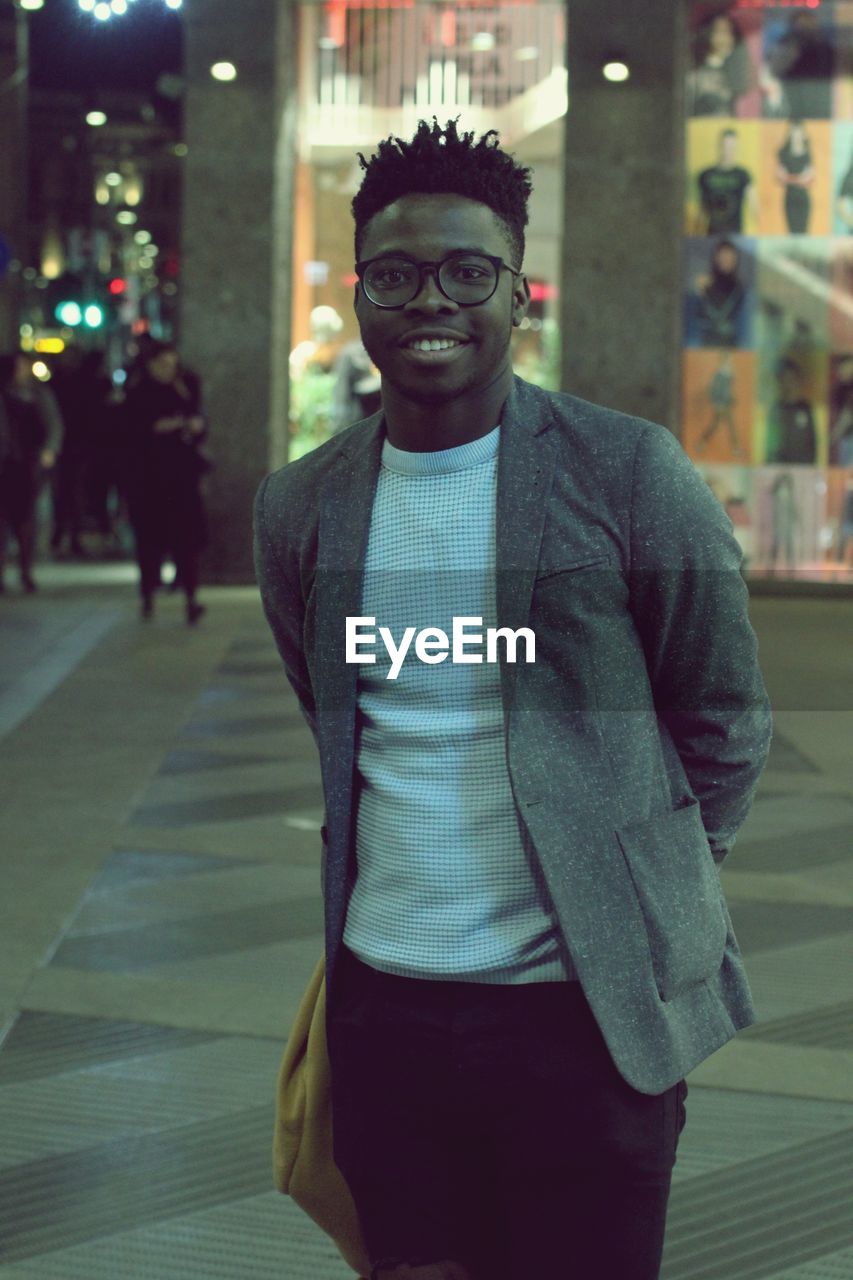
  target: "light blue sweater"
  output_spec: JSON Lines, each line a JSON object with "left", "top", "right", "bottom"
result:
{"left": 342, "top": 424, "right": 577, "bottom": 984}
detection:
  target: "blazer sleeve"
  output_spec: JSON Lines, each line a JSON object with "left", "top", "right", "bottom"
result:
{"left": 627, "top": 424, "right": 773, "bottom": 865}
{"left": 253, "top": 473, "right": 318, "bottom": 741}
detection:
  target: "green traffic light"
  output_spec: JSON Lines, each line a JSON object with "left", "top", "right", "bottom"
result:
{"left": 55, "top": 301, "right": 83, "bottom": 326}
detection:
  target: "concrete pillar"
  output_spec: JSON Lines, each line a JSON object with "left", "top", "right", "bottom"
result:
{"left": 0, "top": 1, "right": 27, "bottom": 351}
{"left": 559, "top": 0, "right": 686, "bottom": 432}
{"left": 181, "top": 0, "right": 298, "bottom": 584}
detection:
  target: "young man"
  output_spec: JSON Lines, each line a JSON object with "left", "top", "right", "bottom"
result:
{"left": 254, "top": 118, "right": 773, "bottom": 1280}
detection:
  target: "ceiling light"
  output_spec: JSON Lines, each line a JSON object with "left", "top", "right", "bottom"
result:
{"left": 602, "top": 60, "right": 630, "bottom": 83}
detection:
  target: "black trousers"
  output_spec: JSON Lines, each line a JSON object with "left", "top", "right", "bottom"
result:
{"left": 329, "top": 945, "right": 687, "bottom": 1280}
{"left": 0, "top": 466, "right": 38, "bottom": 582}
{"left": 129, "top": 512, "right": 201, "bottom": 601}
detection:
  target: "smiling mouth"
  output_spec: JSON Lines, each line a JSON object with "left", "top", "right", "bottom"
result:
{"left": 399, "top": 340, "right": 470, "bottom": 363}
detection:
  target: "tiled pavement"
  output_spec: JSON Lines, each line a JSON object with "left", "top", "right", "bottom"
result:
{"left": 0, "top": 566, "right": 851, "bottom": 1279}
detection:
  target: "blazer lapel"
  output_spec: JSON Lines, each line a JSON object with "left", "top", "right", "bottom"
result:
{"left": 314, "top": 411, "right": 383, "bottom": 721}
{"left": 495, "top": 375, "right": 558, "bottom": 718}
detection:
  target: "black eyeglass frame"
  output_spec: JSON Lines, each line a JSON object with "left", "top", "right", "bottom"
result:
{"left": 354, "top": 252, "right": 524, "bottom": 309}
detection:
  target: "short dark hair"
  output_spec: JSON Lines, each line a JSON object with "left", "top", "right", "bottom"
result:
{"left": 352, "top": 115, "right": 533, "bottom": 270}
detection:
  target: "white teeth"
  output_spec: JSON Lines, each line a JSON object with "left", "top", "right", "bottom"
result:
{"left": 408, "top": 338, "right": 461, "bottom": 351}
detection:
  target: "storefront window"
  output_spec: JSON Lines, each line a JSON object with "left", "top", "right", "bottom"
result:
{"left": 289, "top": 0, "right": 567, "bottom": 461}
{"left": 684, "top": 0, "right": 853, "bottom": 581}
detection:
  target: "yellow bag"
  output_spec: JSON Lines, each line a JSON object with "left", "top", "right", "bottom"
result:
{"left": 274, "top": 952, "right": 372, "bottom": 1278}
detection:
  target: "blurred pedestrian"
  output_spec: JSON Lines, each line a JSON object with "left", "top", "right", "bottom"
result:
{"left": 50, "top": 348, "right": 111, "bottom": 557}
{"left": 333, "top": 339, "right": 382, "bottom": 434}
{"left": 121, "top": 340, "right": 210, "bottom": 624}
{"left": 0, "top": 353, "right": 56, "bottom": 593}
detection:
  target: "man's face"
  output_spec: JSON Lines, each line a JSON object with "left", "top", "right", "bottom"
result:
{"left": 715, "top": 245, "right": 738, "bottom": 275}
{"left": 147, "top": 350, "right": 179, "bottom": 383}
{"left": 353, "top": 193, "right": 530, "bottom": 406}
{"left": 710, "top": 17, "right": 735, "bottom": 57}
{"left": 719, "top": 133, "right": 738, "bottom": 166}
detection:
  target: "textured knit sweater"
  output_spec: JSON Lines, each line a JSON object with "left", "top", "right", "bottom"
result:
{"left": 342, "top": 424, "right": 577, "bottom": 984}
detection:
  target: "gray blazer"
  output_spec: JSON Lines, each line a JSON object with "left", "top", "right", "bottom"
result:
{"left": 254, "top": 374, "right": 773, "bottom": 1095}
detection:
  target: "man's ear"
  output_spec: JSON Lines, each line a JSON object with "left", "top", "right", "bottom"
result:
{"left": 513, "top": 274, "right": 531, "bottom": 326}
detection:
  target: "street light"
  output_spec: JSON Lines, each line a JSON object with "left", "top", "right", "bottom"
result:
{"left": 78, "top": 0, "right": 182, "bottom": 15}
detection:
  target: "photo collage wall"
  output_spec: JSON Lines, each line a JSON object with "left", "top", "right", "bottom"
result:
{"left": 683, "top": 0, "right": 853, "bottom": 580}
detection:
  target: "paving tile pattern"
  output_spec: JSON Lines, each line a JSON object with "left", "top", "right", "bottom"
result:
{"left": 1, "top": 615, "right": 852, "bottom": 1279}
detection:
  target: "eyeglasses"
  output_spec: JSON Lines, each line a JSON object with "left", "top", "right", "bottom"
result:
{"left": 354, "top": 251, "right": 522, "bottom": 309}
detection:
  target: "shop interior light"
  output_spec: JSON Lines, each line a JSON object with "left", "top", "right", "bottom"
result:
{"left": 602, "top": 60, "right": 630, "bottom": 83}
{"left": 111, "top": 0, "right": 128, "bottom": 13}
{"left": 86, "top": 110, "right": 108, "bottom": 127}
{"left": 93, "top": 3, "right": 112, "bottom": 19}
{"left": 211, "top": 62, "right": 237, "bottom": 82}
{"left": 19, "top": 0, "right": 45, "bottom": 12}
{"left": 78, "top": 0, "right": 96, "bottom": 10}
{"left": 105, "top": 172, "right": 122, "bottom": 186}
{"left": 116, "top": 210, "right": 138, "bottom": 225}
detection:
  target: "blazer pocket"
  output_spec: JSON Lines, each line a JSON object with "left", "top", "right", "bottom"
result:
{"left": 615, "top": 798, "right": 728, "bottom": 1003}
{"left": 534, "top": 553, "right": 611, "bottom": 585}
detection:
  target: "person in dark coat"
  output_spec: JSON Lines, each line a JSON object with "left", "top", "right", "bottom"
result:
{"left": 121, "top": 340, "right": 210, "bottom": 623}
{"left": 0, "top": 353, "right": 52, "bottom": 593}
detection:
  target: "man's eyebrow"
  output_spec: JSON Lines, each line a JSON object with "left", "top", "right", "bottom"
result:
{"left": 366, "top": 246, "right": 492, "bottom": 260}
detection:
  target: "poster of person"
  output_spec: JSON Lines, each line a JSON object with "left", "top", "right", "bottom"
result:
{"left": 826, "top": 467, "right": 853, "bottom": 573}
{"left": 829, "top": 354, "right": 853, "bottom": 466}
{"left": 833, "top": 2, "right": 853, "bottom": 122}
{"left": 684, "top": 235, "right": 756, "bottom": 349}
{"left": 760, "top": 8, "right": 835, "bottom": 121}
{"left": 832, "top": 121, "right": 853, "bottom": 233}
{"left": 751, "top": 465, "right": 827, "bottom": 576}
{"left": 755, "top": 347, "right": 828, "bottom": 467}
{"left": 829, "top": 241, "right": 853, "bottom": 350}
{"left": 686, "top": 119, "right": 761, "bottom": 235}
{"left": 695, "top": 463, "right": 754, "bottom": 567}
{"left": 686, "top": 6, "right": 763, "bottom": 118}
{"left": 755, "top": 236, "right": 831, "bottom": 362}
{"left": 758, "top": 119, "right": 832, "bottom": 237}
{"left": 683, "top": 0, "right": 852, "bottom": 581}
{"left": 682, "top": 349, "right": 756, "bottom": 462}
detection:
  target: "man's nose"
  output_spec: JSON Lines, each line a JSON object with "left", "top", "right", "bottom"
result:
{"left": 407, "top": 275, "right": 457, "bottom": 311}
